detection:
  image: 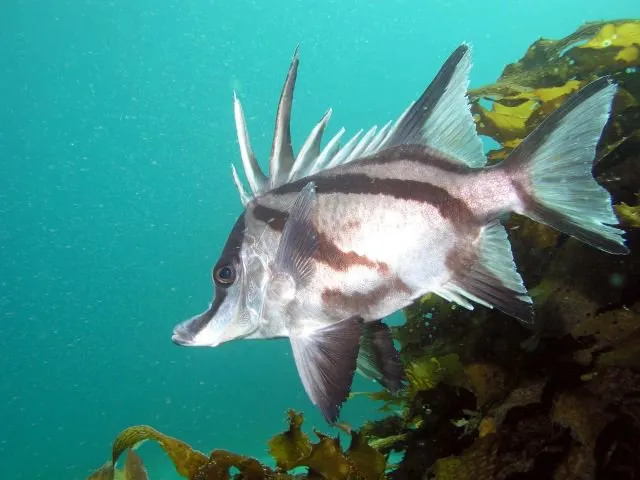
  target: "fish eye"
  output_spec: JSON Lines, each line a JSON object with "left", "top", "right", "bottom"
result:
{"left": 214, "top": 265, "right": 236, "bottom": 286}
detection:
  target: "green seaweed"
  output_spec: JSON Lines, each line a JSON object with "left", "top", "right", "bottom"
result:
{"left": 615, "top": 194, "right": 640, "bottom": 228}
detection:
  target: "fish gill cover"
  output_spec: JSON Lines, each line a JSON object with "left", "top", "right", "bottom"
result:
{"left": 86, "top": 19, "right": 640, "bottom": 480}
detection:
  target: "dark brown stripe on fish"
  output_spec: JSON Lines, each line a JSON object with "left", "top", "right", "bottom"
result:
{"left": 322, "top": 286, "right": 388, "bottom": 314}
{"left": 316, "top": 231, "right": 390, "bottom": 274}
{"left": 322, "top": 277, "right": 412, "bottom": 315}
{"left": 344, "top": 220, "right": 361, "bottom": 230}
{"left": 186, "top": 213, "right": 247, "bottom": 336}
{"left": 444, "top": 244, "right": 477, "bottom": 278}
{"left": 272, "top": 173, "right": 477, "bottom": 228}
{"left": 510, "top": 177, "right": 535, "bottom": 212}
{"left": 252, "top": 203, "right": 288, "bottom": 231}
{"left": 363, "top": 144, "right": 473, "bottom": 174}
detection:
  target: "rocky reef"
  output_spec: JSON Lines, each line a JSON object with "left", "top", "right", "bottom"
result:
{"left": 86, "top": 19, "right": 640, "bottom": 480}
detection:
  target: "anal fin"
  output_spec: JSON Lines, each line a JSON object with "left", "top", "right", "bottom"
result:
{"left": 435, "top": 221, "right": 534, "bottom": 323}
{"left": 357, "top": 320, "right": 405, "bottom": 393}
{"left": 290, "top": 317, "right": 363, "bottom": 424}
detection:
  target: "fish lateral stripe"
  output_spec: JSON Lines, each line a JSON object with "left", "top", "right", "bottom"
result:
{"left": 365, "top": 144, "right": 474, "bottom": 173}
{"left": 321, "top": 276, "right": 412, "bottom": 319}
{"left": 270, "top": 172, "right": 478, "bottom": 228}
{"left": 252, "top": 203, "right": 288, "bottom": 231}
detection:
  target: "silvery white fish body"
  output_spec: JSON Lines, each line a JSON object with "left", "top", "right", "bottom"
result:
{"left": 172, "top": 45, "right": 628, "bottom": 423}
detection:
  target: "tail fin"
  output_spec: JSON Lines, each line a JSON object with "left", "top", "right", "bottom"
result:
{"left": 504, "top": 77, "right": 628, "bottom": 255}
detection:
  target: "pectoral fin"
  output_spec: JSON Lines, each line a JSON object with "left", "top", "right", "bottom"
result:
{"left": 261, "top": 182, "right": 318, "bottom": 320}
{"left": 290, "top": 316, "right": 363, "bottom": 423}
{"left": 274, "top": 181, "right": 318, "bottom": 285}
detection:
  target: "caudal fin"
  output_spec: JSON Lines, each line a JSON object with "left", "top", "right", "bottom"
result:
{"left": 503, "top": 77, "right": 628, "bottom": 255}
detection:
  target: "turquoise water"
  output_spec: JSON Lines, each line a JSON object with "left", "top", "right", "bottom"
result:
{"left": 1, "top": 1, "right": 638, "bottom": 478}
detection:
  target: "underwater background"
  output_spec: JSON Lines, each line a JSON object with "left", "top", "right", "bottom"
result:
{"left": 1, "top": 1, "right": 639, "bottom": 479}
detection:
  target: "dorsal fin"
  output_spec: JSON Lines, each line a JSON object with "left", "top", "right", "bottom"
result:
{"left": 380, "top": 44, "right": 486, "bottom": 168}
{"left": 288, "top": 109, "right": 333, "bottom": 182}
{"left": 233, "top": 92, "right": 267, "bottom": 194}
{"left": 269, "top": 47, "right": 299, "bottom": 188}
{"left": 231, "top": 164, "right": 251, "bottom": 206}
{"left": 230, "top": 44, "right": 486, "bottom": 205}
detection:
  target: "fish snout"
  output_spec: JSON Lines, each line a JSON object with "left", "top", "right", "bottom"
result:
{"left": 171, "top": 325, "right": 195, "bottom": 346}
{"left": 171, "top": 312, "right": 223, "bottom": 348}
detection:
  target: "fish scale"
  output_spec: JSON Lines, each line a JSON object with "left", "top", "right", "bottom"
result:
{"left": 172, "top": 44, "right": 628, "bottom": 424}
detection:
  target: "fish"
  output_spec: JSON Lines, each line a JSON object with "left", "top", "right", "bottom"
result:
{"left": 171, "top": 44, "right": 629, "bottom": 423}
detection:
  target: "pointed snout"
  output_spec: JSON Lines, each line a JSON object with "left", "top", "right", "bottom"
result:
{"left": 171, "top": 310, "right": 223, "bottom": 348}
{"left": 171, "top": 314, "right": 204, "bottom": 346}
{"left": 171, "top": 325, "right": 194, "bottom": 346}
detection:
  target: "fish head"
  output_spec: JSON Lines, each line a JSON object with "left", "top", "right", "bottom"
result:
{"left": 172, "top": 212, "right": 267, "bottom": 348}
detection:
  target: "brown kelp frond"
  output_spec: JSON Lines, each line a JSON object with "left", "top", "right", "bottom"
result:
{"left": 267, "top": 410, "right": 312, "bottom": 472}
{"left": 87, "top": 462, "right": 115, "bottom": 480}
{"left": 106, "top": 424, "right": 278, "bottom": 479}
{"left": 615, "top": 193, "right": 640, "bottom": 228}
{"left": 469, "top": 19, "right": 640, "bottom": 162}
{"left": 87, "top": 411, "right": 386, "bottom": 480}
{"left": 268, "top": 410, "right": 387, "bottom": 479}
{"left": 86, "top": 450, "right": 148, "bottom": 480}
{"left": 112, "top": 425, "right": 209, "bottom": 478}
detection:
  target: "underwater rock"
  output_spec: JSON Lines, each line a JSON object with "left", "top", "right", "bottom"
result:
{"left": 489, "top": 378, "right": 546, "bottom": 426}
{"left": 430, "top": 435, "right": 498, "bottom": 480}
{"left": 551, "top": 391, "right": 613, "bottom": 450}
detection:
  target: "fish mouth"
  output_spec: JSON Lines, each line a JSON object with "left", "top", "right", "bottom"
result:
{"left": 171, "top": 309, "right": 223, "bottom": 348}
{"left": 172, "top": 326, "right": 222, "bottom": 347}
{"left": 171, "top": 325, "right": 195, "bottom": 346}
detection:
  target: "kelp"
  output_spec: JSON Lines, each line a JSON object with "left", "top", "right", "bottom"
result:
{"left": 86, "top": 19, "right": 639, "bottom": 480}
{"left": 87, "top": 450, "right": 148, "bottom": 480}
{"left": 268, "top": 411, "right": 387, "bottom": 479}
{"left": 469, "top": 19, "right": 640, "bottom": 164}
{"left": 615, "top": 194, "right": 640, "bottom": 228}
{"left": 86, "top": 411, "right": 386, "bottom": 480}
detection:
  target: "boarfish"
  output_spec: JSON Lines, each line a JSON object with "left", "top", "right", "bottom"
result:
{"left": 172, "top": 44, "right": 628, "bottom": 423}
